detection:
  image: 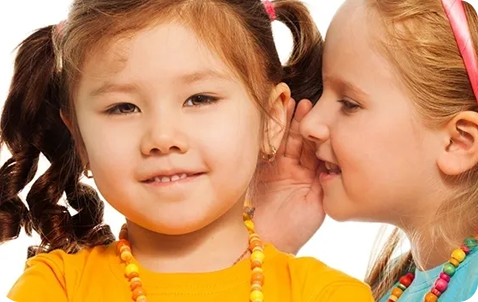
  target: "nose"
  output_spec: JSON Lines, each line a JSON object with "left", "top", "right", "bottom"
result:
{"left": 140, "top": 111, "right": 189, "bottom": 156}
{"left": 299, "top": 99, "right": 330, "bottom": 143}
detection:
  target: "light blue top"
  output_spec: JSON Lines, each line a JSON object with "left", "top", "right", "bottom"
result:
{"left": 379, "top": 250, "right": 478, "bottom": 302}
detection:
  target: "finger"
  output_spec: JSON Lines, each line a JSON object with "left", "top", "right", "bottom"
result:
{"left": 277, "top": 98, "right": 296, "bottom": 156}
{"left": 300, "top": 138, "right": 319, "bottom": 171}
{"left": 294, "top": 99, "right": 313, "bottom": 123}
{"left": 285, "top": 99, "right": 313, "bottom": 159}
{"left": 306, "top": 166, "right": 324, "bottom": 207}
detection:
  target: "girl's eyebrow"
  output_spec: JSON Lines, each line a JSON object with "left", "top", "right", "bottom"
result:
{"left": 89, "top": 69, "right": 233, "bottom": 97}
{"left": 178, "top": 69, "right": 234, "bottom": 84}
{"left": 323, "top": 75, "right": 370, "bottom": 99}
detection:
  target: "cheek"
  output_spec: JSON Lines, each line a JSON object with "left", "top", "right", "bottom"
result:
{"left": 335, "top": 117, "right": 428, "bottom": 209}
{"left": 197, "top": 113, "right": 262, "bottom": 171}
{"left": 77, "top": 116, "right": 138, "bottom": 175}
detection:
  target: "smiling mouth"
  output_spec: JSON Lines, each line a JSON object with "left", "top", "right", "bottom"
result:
{"left": 143, "top": 173, "right": 203, "bottom": 184}
{"left": 324, "top": 161, "right": 341, "bottom": 175}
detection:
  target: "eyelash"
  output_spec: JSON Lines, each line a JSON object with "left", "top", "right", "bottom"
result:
{"left": 105, "top": 103, "right": 139, "bottom": 115}
{"left": 104, "top": 94, "right": 220, "bottom": 115}
{"left": 184, "top": 94, "right": 219, "bottom": 107}
{"left": 338, "top": 99, "right": 360, "bottom": 113}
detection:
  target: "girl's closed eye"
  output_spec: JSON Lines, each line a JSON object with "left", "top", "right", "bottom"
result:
{"left": 184, "top": 94, "right": 220, "bottom": 107}
{"left": 105, "top": 103, "right": 140, "bottom": 115}
{"left": 338, "top": 99, "right": 361, "bottom": 113}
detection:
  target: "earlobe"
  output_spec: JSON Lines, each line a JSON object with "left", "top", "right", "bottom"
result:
{"left": 437, "top": 111, "right": 478, "bottom": 176}
{"left": 262, "top": 83, "right": 291, "bottom": 155}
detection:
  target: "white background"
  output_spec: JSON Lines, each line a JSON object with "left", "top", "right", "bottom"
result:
{"left": 0, "top": 0, "right": 407, "bottom": 299}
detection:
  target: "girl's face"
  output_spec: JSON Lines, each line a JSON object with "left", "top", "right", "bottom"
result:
{"left": 74, "top": 22, "right": 267, "bottom": 235}
{"left": 300, "top": 0, "right": 445, "bottom": 225}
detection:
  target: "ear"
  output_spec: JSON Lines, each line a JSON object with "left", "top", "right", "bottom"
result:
{"left": 60, "top": 110, "right": 88, "bottom": 165}
{"left": 60, "top": 110, "right": 73, "bottom": 133}
{"left": 437, "top": 111, "right": 478, "bottom": 175}
{"left": 262, "top": 82, "right": 291, "bottom": 155}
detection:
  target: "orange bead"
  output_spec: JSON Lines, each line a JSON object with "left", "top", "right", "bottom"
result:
{"left": 132, "top": 287, "right": 146, "bottom": 300}
{"left": 128, "top": 272, "right": 140, "bottom": 280}
{"left": 449, "top": 258, "right": 460, "bottom": 267}
{"left": 130, "top": 277, "right": 143, "bottom": 290}
{"left": 117, "top": 239, "right": 130, "bottom": 252}
{"left": 119, "top": 229, "right": 129, "bottom": 240}
{"left": 249, "top": 240, "right": 262, "bottom": 250}
{"left": 391, "top": 287, "right": 403, "bottom": 298}
{"left": 251, "top": 260, "right": 262, "bottom": 269}
{"left": 425, "top": 292, "right": 438, "bottom": 302}
{"left": 252, "top": 272, "right": 264, "bottom": 285}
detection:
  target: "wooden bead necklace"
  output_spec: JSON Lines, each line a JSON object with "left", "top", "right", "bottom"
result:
{"left": 117, "top": 207, "right": 265, "bottom": 302}
{"left": 386, "top": 232, "right": 478, "bottom": 302}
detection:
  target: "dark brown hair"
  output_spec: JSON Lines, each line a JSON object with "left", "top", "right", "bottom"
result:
{"left": 0, "top": 0, "right": 323, "bottom": 256}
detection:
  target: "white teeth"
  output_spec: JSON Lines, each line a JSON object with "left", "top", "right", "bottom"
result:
{"left": 152, "top": 174, "right": 188, "bottom": 183}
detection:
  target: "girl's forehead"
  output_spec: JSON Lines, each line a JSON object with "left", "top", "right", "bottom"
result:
{"left": 323, "top": 1, "right": 394, "bottom": 80}
{"left": 79, "top": 23, "right": 236, "bottom": 82}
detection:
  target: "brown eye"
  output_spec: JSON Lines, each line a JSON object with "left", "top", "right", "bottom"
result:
{"left": 184, "top": 95, "right": 219, "bottom": 107}
{"left": 106, "top": 103, "right": 140, "bottom": 115}
{"left": 338, "top": 99, "right": 360, "bottom": 113}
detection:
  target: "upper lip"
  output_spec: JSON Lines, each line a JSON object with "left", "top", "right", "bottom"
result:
{"left": 141, "top": 169, "right": 203, "bottom": 181}
{"left": 315, "top": 153, "right": 336, "bottom": 165}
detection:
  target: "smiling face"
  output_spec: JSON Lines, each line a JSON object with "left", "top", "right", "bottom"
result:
{"left": 74, "top": 22, "right": 264, "bottom": 235}
{"left": 300, "top": 0, "right": 445, "bottom": 224}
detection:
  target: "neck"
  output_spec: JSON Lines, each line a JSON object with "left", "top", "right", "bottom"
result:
{"left": 399, "top": 216, "right": 475, "bottom": 271}
{"left": 125, "top": 200, "right": 250, "bottom": 273}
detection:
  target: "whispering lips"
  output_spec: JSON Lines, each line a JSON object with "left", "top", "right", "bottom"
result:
{"left": 324, "top": 161, "right": 341, "bottom": 174}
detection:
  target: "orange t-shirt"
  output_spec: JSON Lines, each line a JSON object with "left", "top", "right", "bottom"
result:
{"left": 8, "top": 242, "right": 373, "bottom": 302}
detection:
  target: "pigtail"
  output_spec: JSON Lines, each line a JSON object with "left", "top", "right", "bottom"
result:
{"left": 0, "top": 26, "right": 57, "bottom": 244}
{"left": 0, "top": 25, "right": 114, "bottom": 257}
{"left": 364, "top": 227, "right": 413, "bottom": 300}
{"left": 274, "top": 0, "right": 323, "bottom": 103}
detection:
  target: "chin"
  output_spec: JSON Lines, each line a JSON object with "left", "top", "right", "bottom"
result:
{"left": 323, "top": 198, "right": 358, "bottom": 222}
{"left": 149, "top": 217, "right": 214, "bottom": 235}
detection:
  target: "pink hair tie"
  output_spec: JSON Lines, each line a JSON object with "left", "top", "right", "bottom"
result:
{"left": 262, "top": 0, "right": 276, "bottom": 21}
{"left": 441, "top": 0, "right": 478, "bottom": 102}
{"left": 55, "top": 20, "right": 67, "bottom": 38}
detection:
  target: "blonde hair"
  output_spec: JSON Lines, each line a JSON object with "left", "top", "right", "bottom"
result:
{"left": 363, "top": 0, "right": 478, "bottom": 299}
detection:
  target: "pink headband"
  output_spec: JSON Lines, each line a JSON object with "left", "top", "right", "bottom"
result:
{"left": 262, "top": 0, "right": 276, "bottom": 21}
{"left": 441, "top": 0, "right": 478, "bottom": 101}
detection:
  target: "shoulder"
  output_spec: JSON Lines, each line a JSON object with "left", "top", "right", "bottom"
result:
{"left": 265, "top": 244, "right": 374, "bottom": 302}
{"left": 25, "top": 243, "right": 111, "bottom": 274}
{"left": 289, "top": 255, "right": 373, "bottom": 301}
{"left": 7, "top": 243, "right": 113, "bottom": 301}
